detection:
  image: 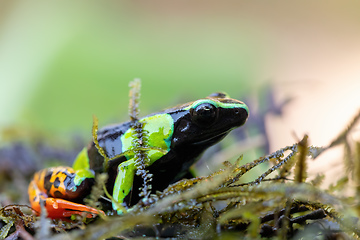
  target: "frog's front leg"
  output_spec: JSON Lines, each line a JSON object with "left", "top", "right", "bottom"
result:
{"left": 28, "top": 166, "right": 103, "bottom": 219}
{"left": 112, "top": 159, "right": 137, "bottom": 214}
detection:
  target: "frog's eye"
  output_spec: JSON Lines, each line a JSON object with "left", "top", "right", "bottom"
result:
{"left": 191, "top": 103, "right": 217, "bottom": 126}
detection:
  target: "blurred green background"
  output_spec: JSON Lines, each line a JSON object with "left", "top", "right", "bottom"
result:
{"left": 1, "top": 0, "right": 360, "bottom": 147}
{"left": 0, "top": 1, "right": 267, "bottom": 138}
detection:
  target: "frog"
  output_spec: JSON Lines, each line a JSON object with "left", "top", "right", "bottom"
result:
{"left": 28, "top": 92, "right": 249, "bottom": 219}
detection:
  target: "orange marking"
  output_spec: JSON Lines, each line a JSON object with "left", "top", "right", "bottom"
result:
{"left": 49, "top": 171, "right": 68, "bottom": 197}
{"left": 29, "top": 167, "right": 103, "bottom": 219}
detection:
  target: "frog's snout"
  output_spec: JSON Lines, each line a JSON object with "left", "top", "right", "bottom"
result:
{"left": 235, "top": 106, "right": 249, "bottom": 126}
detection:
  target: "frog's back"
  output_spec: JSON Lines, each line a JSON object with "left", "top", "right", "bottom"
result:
{"left": 87, "top": 111, "right": 176, "bottom": 169}
{"left": 87, "top": 121, "right": 132, "bottom": 173}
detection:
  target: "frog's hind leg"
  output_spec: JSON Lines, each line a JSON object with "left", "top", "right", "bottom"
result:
{"left": 28, "top": 166, "right": 103, "bottom": 219}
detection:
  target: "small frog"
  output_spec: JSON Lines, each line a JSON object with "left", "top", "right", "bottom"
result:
{"left": 28, "top": 93, "right": 249, "bottom": 218}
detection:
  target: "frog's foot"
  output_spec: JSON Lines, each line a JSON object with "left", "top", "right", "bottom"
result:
{"left": 31, "top": 197, "right": 104, "bottom": 219}
{"left": 43, "top": 198, "right": 104, "bottom": 219}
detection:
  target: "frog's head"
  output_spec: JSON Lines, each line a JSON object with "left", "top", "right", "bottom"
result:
{"left": 170, "top": 92, "right": 249, "bottom": 149}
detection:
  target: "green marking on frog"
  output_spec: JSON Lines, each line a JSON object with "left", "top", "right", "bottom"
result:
{"left": 112, "top": 113, "right": 174, "bottom": 212}
{"left": 120, "top": 113, "right": 174, "bottom": 163}
{"left": 112, "top": 159, "right": 136, "bottom": 212}
{"left": 184, "top": 99, "right": 249, "bottom": 113}
{"left": 72, "top": 147, "right": 95, "bottom": 187}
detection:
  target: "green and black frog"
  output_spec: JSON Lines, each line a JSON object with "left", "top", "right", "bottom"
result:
{"left": 28, "top": 92, "right": 249, "bottom": 218}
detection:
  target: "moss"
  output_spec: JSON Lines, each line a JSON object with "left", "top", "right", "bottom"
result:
{"left": 2, "top": 81, "right": 360, "bottom": 239}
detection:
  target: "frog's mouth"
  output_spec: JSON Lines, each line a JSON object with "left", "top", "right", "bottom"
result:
{"left": 192, "top": 132, "right": 228, "bottom": 146}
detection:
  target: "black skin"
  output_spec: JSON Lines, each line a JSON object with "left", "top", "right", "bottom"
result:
{"left": 87, "top": 94, "right": 248, "bottom": 206}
